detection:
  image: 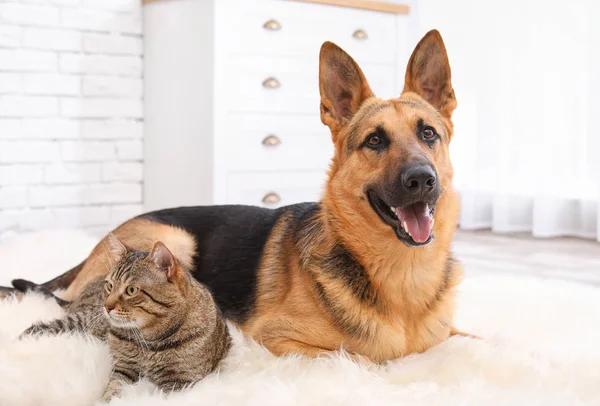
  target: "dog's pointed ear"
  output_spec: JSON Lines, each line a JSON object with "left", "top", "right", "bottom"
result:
{"left": 403, "top": 30, "right": 457, "bottom": 120}
{"left": 319, "top": 41, "right": 374, "bottom": 137}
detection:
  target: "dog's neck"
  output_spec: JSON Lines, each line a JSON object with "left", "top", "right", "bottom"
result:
{"left": 319, "top": 184, "right": 460, "bottom": 312}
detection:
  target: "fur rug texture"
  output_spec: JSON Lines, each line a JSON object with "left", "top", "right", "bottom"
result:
{"left": 0, "top": 230, "right": 599, "bottom": 406}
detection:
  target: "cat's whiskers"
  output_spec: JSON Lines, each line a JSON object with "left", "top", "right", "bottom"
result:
{"left": 124, "top": 326, "right": 133, "bottom": 343}
{"left": 19, "top": 239, "right": 232, "bottom": 400}
{"left": 101, "top": 241, "right": 116, "bottom": 269}
{"left": 132, "top": 325, "right": 149, "bottom": 352}
{"left": 90, "top": 249, "right": 111, "bottom": 274}
{"left": 83, "top": 312, "right": 101, "bottom": 329}
{"left": 85, "top": 312, "right": 106, "bottom": 332}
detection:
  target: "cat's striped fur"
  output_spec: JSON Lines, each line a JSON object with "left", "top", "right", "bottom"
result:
{"left": 18, "top": 234, "right": 231, "bottom": 401}
{"left": 19, "top": 277, "right": 108, "bottom": 339}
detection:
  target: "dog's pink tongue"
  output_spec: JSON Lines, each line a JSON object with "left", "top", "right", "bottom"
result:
{"left": 395, "top": 202, "right": 433, "bottom": 243}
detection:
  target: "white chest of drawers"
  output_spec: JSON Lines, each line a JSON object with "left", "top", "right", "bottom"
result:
{"left": 143, "top": 0, "right": 416, "bottom": 211}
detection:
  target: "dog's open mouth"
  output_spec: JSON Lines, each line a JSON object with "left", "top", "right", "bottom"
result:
{"left": 367, "top": 191, "right": 436, "bottom": 246}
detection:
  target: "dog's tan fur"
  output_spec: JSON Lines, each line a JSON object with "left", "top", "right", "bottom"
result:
{"left": 62, "top": 219, "right": 196, "bottom": 301}
{"left": 241, "top": 31, "right": 464, "bottom": 362}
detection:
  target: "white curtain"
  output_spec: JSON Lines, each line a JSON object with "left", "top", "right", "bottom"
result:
{"left": 415, "top": 0, "right": 600, "bottom": 241}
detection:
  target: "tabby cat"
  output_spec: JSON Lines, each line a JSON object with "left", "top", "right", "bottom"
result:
{"left": 17, "top": 234, "right": 231, "bottom": 401}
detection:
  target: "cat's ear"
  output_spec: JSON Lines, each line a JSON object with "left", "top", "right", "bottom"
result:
{"left": 150, "top": 241, "right": 176, "bottom": 279}
{"left": 106, "top": 233, "right": 127, "bottom": 263}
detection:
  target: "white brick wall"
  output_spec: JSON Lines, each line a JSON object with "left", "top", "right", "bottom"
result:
{"left": 0, "top": 0, "right": 143, "bottom": 240}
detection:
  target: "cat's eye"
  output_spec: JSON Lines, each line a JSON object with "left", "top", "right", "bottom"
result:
{"left": 126, "top": 286, "right": 139, "bottom": 296}
{"left": 105, "top": 281, "right": 113, "bottom": 293}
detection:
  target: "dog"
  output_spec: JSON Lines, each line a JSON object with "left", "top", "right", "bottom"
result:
{"left": 4, "top": 30, "right": 470, "bottom": 363}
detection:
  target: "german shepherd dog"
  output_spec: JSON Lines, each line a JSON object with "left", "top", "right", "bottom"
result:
{"left": 4, "top": 30, "right": 469, "bottom": 363}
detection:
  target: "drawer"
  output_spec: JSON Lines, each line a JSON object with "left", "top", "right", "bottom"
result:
{"left": 218, "top": 113, "right": 334, "bottom": 171}
{"left": 217, "top": 0, "right": 399, "bottom": 65}
{"left": 226, "top": 171, "right": 327, "bottom": 207}
{"left": 220, "top": 55, "right": 397, "bottom": 114}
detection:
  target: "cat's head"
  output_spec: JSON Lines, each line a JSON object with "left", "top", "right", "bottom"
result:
{"left": 102, "top": 233, "right": 188, "bottom": 332}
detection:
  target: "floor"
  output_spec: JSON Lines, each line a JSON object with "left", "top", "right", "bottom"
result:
{"left": 454, "top": 230, "right": 600, "bottom": 286}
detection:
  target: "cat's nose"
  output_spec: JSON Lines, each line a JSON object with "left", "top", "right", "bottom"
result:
{"left": 105, "top": 304, "right": 114, "bottom": 313}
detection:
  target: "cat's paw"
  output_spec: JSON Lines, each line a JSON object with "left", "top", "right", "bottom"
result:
{"left": 0, "top": 286, "right": 20, "bottom": 301}
{"left": 101, "top": 381, "right": 123, "bottom": 403}
{"left": 100, "top": 389, "right": 120, "bottom": 403}
{"left": 19, "top": 324, "right": 46, "bottom": 339}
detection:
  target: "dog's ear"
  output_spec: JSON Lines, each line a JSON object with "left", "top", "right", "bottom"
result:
{"left": 319, "top": 41, "right": 374, "bottom": 137}
{"left": 403, "top": 30, "right": 456, "bottom": 120}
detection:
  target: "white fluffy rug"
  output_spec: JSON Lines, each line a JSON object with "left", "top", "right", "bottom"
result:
{"left": 1, "top": 230, "right": 599, "bottom": 406}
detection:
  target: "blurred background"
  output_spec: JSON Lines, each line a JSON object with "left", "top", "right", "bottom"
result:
{"left": 0, "top": 0, "right": 598, "bottom": 282}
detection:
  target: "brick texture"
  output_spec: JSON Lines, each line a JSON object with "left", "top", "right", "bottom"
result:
{"left": 0, "top": 0, "right": 144, "bottom": 238}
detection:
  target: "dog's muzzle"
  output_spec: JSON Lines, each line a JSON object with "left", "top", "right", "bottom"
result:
{"left": 367, "top": 163, "right": 441, "bottom": 247}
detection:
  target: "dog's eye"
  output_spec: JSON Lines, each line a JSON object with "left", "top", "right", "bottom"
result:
{"left": 126, "top": 286, "right": 139, "bottom": 296}
{"left": 367, "top": 133, "right": 381, "bottom": 146}
{"left": 363, "top": 127, "right": 389, "bottom": 150}
{"left": 424, "top": 127, "right": 437, "bottom": 139}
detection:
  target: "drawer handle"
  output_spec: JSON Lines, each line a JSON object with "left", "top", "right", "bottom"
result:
{"left": 262, "top": 77, "right": 281, "bottom": 89}
{"left": 262, "top": 192, "right": 281, "bottom": 205}
{"left": 352, "top": 29, "right": 368, "bottom": 40}
{"left": 263, "top": 19, "right": 282, "bottom": 31}
{"left": 262, "top": 134, "right": 281, "bottom": 146}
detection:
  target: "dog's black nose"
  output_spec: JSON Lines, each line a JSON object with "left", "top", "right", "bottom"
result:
{"left": 401, "top": 164, "right": 437, "bottom": 195}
